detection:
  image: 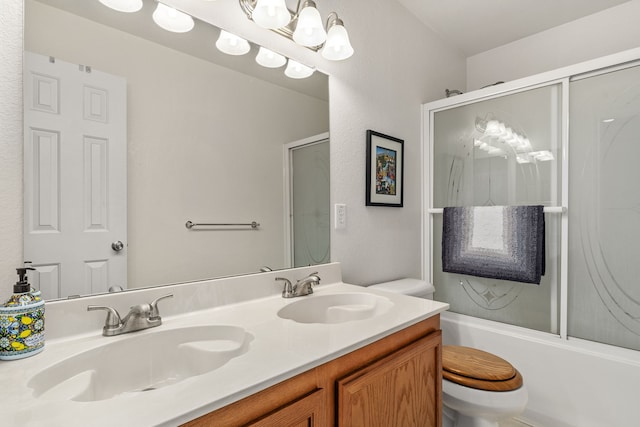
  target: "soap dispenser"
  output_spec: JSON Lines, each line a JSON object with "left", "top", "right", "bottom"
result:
{"left": 0, "top": 265, "right": 45, "bottom": 360}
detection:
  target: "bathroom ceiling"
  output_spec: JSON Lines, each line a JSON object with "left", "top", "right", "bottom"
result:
{"left": 396, "top": 0, "right": 632, "bottom": 56}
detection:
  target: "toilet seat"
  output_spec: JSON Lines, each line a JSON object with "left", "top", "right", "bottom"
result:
{"left": 443, "top": 346, "right": 523, "bottom": 392}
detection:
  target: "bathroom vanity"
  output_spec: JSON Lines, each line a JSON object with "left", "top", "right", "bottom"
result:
{"left": 185, "top": 316, "right": 442, "bottom": 426}
{"left": 0, "top": 263, "right": 448, "bottom": 426}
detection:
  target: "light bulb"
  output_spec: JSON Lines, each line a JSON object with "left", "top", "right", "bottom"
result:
{"left": 256, "top": 47, "right": 286, "bottom": 68}
{"left": 98, "top": 0, "right": 142, "bottom": 13}
{"left": 152, "top": 3, "right": 194, "bottom": 33}
{"left": 284, "top": 59, "right": 314, "bottom": 79}
{"left": 485, "top": 120, "right": 500, "bottom": 135}
{"left": 216, "top": 30, "right": 251, "bottom": 56}
{"left": 292, "top": 2, "right": 326, "bottom": 47}
{"left": 252, "top": 0, "right": 291, "bottom": 29}
{"left": 321, "top": 21, "right": 353, "bottom": 61}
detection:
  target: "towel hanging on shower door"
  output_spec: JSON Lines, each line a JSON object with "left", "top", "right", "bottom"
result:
{"left": 441, "top": 205, "right": 545, "bottom": 284}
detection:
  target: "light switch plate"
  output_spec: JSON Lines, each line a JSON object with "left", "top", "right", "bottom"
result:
{"left": 335, "top": 204, "right": 346, "bottom": 229}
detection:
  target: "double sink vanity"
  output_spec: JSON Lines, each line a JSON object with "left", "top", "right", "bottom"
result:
{"left": 0, "top": 263, "right": 448, "bottom": 426}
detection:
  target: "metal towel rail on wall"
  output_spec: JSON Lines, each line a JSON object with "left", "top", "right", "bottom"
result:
{"left": 428, "top": 207, "right": 566, "bottom": 214}
{"left": 185, "top": 221, "right": 260, "bottom": 230}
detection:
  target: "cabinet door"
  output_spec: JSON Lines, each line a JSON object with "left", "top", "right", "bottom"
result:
{"left": 337, "top": 331, "right": 442, "bottom": 427}
{"left": 247, "top": 389, "right": 326, "bottom": 427}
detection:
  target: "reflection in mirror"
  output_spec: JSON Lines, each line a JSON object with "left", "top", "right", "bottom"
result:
{"left": 23, "top": 0, "right": 330, "bottom": 301}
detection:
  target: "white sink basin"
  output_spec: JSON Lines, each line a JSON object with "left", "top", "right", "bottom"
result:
{"left": 277, "top": 292, "right": 394, "bottom": 324}
{"left": 28, "top": 325, "right": 252, "bottom": 402}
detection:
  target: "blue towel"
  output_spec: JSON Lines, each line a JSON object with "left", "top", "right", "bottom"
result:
{"left": 442, "top": 205, "right": 545, "bottom": 284}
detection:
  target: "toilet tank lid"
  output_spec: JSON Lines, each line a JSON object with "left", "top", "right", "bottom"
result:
{"left": 370, "top": 278, "right": 434, "bottom": 296}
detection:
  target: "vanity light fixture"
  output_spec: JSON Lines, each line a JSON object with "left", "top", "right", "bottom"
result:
{"left": 152, "top": 2, "right": 195, "bottom": 33}
{"left": 214, "top": 27, "right": 313, "bottom": 79}
{"left": 256, "top": 47, "right": 287, "bottom": 68}
{"left": 320, "top": 13, "right": 354, "bottom": 61}
{"left": 98, "top": 0, "right": 143, "bottom": 13}
{"left": 284, "top": 59, "right": 315, "bottom": 79}
{"left": 216, "top": 30, "right": 251, "bottom": 55}
{"left": 239, "top": 0, "right": 354, "bottom": 60}
{"left": 292, "top": 0, "right": 326, "bottom": 47}
{"left": 252, "top": 0, "right": 292, "bottom": 29}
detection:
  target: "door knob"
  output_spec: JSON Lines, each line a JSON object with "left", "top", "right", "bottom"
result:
{"left": 111, "top": 241, "right": 124, "bottom": 252}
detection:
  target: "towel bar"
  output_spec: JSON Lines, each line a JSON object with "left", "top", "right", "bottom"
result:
{"left": 185, "top": 221, "right": 260, "bottom": 229}
{"left": 428, "top": 207, "right": 565, "bottom": 214}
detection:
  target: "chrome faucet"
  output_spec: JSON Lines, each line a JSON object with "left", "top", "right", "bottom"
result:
{"left": 276, "top": 272, "right": 320, "bottom": 298}
{"left": 87, "top": 294, "right": 173, "bottom": 336}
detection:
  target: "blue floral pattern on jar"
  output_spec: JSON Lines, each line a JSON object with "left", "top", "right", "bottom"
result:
{"left": 0, "top": 303, "right": 45, "bottom": 360}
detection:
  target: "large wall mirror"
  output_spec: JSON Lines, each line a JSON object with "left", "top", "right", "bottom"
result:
{"left": 23, "top": 0, "right": 330, "bottom": 300}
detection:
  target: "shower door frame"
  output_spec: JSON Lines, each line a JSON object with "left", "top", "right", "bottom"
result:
{"left": 422, "top": 47, "right": 640, "bottom": 349}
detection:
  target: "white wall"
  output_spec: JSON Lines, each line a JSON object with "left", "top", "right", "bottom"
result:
{"left": 24, "top": 1, "right": 329, "bottom": 289}
{"left": 467, "top": 0, "right": 640, "bottom": 90}
{"left": 326, "top": 2, "right": 466, "bottom": 285}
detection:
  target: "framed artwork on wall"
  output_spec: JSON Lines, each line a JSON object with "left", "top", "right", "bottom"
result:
{"left": 366, "top": 130, "right": 404, "bottom": 207}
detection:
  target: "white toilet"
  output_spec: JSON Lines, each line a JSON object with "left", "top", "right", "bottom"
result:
{"left": 369, "top": 279, "right": 528, "bottom": 427}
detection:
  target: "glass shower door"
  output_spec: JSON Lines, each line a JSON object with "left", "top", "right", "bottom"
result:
{"left": 431, "top": 84, "right": 563, "bottom": 333}
{"left": 291, "top": 140, "right": 330, "bottom": 268}
{"left": 568, "top": 64, "right": 640, "bottom": 351}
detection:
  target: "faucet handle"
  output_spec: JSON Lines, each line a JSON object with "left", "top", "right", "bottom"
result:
{"left": 299, "top": 272, "right": 320, "bottom": 283}
{"left": 149, "top": 294, "right": 173, "bottom": 320}
{"left": 87, "top": 305, "right": 122, "bottom": 329}
{"left": 275, "top": 277, "right": 293, "bottom": 298}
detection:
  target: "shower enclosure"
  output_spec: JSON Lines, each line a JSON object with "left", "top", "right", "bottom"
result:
{"left": 424, "top": 50, "right": 640, "bottom": 352}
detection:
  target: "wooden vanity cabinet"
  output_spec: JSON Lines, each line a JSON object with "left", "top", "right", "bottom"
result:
{"left": 337, "top": 333, "right": 441, "bottom": 426}
{"left": 182, "top": 316, "right": 442, "bottom": 427}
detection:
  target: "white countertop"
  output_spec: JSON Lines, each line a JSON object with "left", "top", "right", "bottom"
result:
{"left": 0, "top": 270, "right": 448, "bottom": 427}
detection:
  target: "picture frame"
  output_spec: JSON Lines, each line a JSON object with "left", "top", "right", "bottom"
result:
{"left": 366, "top": 130, "right": 404, "bottom": 207}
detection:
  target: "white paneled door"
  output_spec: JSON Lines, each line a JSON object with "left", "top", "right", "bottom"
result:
{"left": 23, "top": 52, "right": 127, "bottom": 299}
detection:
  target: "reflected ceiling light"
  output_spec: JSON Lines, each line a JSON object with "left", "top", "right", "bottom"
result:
{"left": 98, "top": 0, "right": 142, "bottom": 13}
{"left": 284, "top": 59, "right": 314, "bottom": 79}
{"left": 256, "top": 47, "right": 287, "bottom": 68}
{"left": 476, "top": 117, "right": 531, "bottom": 151}
{"left": 602, "top": 118, "right": 615, "bottom": 123}
{"left": 320, "top": 13, "right": 353, "bottom": 60}
{"left": 239, "top": 0, "right": 353, "bottom": 61}
{"left": 474, "top": 139, "right": 504, "bottom": 157}
{"left": 252, "top": 0, "right": 291, "bottom": 29}
{"left": 153, "top": 3, "right": 195, "bottom": 33}
{"left": 476, "top": 116, "right": 539, "bottom": 162}
{"left": 292, "top": 1, "right": 326, "bottom": 47}
{"left": 216, "top": 30, "right": 251, "bottom": 55}
{"left": 529, "top": 151, "right": 554, "bottom": 161}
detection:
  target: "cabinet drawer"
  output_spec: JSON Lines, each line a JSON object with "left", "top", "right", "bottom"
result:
{"left": 248, "top": 388, "right": 326, "bottom": 427}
